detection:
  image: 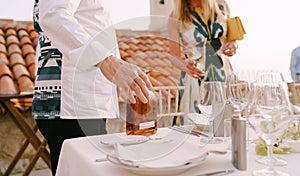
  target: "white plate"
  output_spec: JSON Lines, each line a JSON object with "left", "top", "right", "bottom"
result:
{"left": 106, "top": 154, "right": 207, "bottom": 176}
{"left": 100, "top": 134, "right": 149, "bottom": 146}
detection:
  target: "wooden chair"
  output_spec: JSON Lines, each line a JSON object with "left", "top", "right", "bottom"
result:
{"left": 287, "top": 82, "right": 300, "bottom": 105}
{"left": 0, "top": 94, "right": 50, "bottom": 176}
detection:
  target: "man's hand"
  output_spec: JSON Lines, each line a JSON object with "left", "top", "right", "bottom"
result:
{"left": 98, "top": 56, "right": 153, "bottom": 104}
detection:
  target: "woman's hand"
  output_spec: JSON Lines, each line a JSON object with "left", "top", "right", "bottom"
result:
{"left": 185, "top": 59, "right": 205, "bottom": 79}
{"left": 221, "top": 41, "right": 238, "bottom": 56}
{"left": 169, "top": 55, "right": 204, "bottom": 79}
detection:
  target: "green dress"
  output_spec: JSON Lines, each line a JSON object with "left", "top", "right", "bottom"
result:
{"left": 175, "top": 5, "right": 233, "bottom": 125}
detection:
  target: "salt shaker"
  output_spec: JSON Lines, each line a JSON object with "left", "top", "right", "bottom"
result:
{"left": 231, "top": 110, "right": 247, "bottom": 170}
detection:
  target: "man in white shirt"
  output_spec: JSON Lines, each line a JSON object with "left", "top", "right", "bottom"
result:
{"left": 32, "top": 0, "right": 152, "bottom": 175}
{"left": 290, "top": 46, "right": 300, "bottom": 83}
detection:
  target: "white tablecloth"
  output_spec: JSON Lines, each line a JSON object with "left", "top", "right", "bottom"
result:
{"left": 56, "top": 128, "right": 300, "bottom": 176}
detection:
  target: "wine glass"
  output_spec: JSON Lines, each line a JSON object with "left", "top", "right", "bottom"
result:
{"left": 255, "top": 71, "right": 289, "bottom": 166}
{"left": 228, "top": 73, "right": 253, "bottom": 115}
{"left": 247, "top": 82, "right": 292, "bottom": 176}
{"left": 197, "top": 81, "right": 226, "bottom": 145}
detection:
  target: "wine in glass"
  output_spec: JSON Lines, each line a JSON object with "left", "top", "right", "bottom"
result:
{"left": 247, "top": 83, "right": 292, "bottom": 176}
{"left": 197, "top": 81, "right": 226, "bottom": 145}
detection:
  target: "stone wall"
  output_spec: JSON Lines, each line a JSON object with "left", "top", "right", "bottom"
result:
{"left": 0, "top": 109, "right": 48, "bottom": 175}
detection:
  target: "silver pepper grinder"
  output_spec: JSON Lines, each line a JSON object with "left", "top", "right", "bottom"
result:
{"left": 231, "top": 110, "right": 247, "bottom": 170}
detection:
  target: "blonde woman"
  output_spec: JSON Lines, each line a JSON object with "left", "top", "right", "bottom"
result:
{"left": 168, "top": 0, "right": 237, "bottom": 120}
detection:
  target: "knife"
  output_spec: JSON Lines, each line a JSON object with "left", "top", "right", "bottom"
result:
{"left": 168, "top": 126, "right": 209, "bottom": 137}
{"left": 196, "top": 169, "right": 234, "bottom": 176}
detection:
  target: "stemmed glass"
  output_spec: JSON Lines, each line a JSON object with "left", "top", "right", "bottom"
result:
{"left": 197, "top": 81, "right": 226, "bottom": 145}
{"left": 255, "top": 71, "right": 289, "bottom": 166}
{"left": 227, "top": 71, "right": 254, "bottom": 150}
{"left": 247, "top": 82, "right": 292, "bottom": 176}
{"left": 228, "top": 73, "right": 253, "bottom": 114}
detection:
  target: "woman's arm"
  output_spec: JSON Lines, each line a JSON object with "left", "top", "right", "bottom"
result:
{"left": 217, "top": 0, "right": 238, "bottom": 56}
{"left": 167, "top": 12, "right": 204, "bottom": 79}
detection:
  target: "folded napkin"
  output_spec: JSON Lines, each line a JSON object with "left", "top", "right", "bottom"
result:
{"left": 110, "top": 129, "right": 208, "bottom": 168}
{"left": 188, "top": 113, "right": 209, "bottom": 125}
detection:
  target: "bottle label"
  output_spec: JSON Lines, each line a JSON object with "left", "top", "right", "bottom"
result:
{"left": 139, "top": 121, "right": 155, "bottom": 130}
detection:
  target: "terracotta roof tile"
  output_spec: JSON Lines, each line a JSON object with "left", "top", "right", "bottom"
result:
{"left": 144, "top": 58, "right": 158, "bottom": 67}
{"left": 26, "top": 23, "right": 35, "bottom": 33}
{"left": 6, "top": 35, "right": 20, "bottom": 46}
{"left": 21, "top": 44, "right": 35, "bottom": 56}
{"left": 29, "top": 31, "right": 39, "bottom": 40}
{"left": 136, "top": 43, "right": 148, "bottom": 52}
{"left": 119, "top": 50, "right": 129, "bottom": 59}
{"left": 126, "top": 58, "right": 138, "bottom": 65}
{"left": 25, "top": 53, "right": 35, "bottom": 67}
{"left": 125, "top": 49, "right": 135, "bottom": 57}
{"left": 130, "top": 57, "right": 150, "bottom": 69}
{"left": 32, "top": 37, "right": 39, "bottom": 48}
{"left": 148, "top": 70, "right": 160, "bottom": 78}
{"left": 153, "top": 58, "right": 169, "bottom": 67}
{"left": 16, "top": 23, "right": 27, "bottom": 32}
{"left": 17, "top": 75, "right": 34, "bottom": 93}
{"left": 0, "top": 43, "right": 7, "bottom": 54}
{"left": 5, "top": 28, "right": 17, "bottom": 37}
{"left": 12, "top": 64, "right": 30, "bottom": 79}
{"left": 0, "top": 21, "right": 36, "bottom": 111}
{"left": 0, "top": 75, "right": 17, "bottom": 95}
{"left": 18, "top": 29, "right": 29, "bottom": 39}
{"left": 20, "top": 36, "right": 32, "bottom": 45}
{"left": 118, "top": 42, "right": 130, "bottom": 50}
{"left": 152, "top": 66, "right": 171, "bottom": 77}
{"left": 149, "top": 77, "right": 163, "bottom": 87}
{"left": 0, "top": 29, "right": 4, "bottom": 37}
{"left": 28, "top": 64, "right": 36, "bottom": 79}
{"left": 0, "top": 53, "right": 9, "bottom": 65}
{"left": 0, "top": 35, "right": 5, "bottom": 44}
{"left": 0, "top": 64, "right": 13, "bottom": 78}
{"left": 10, "top": 53, "right": 25, "bottom": 67}
{"left": 128, "top": 43, "right": 139, "bottom": 51}
{"left": 134, "top": 50, "right": 148, "bottom": 59}
{"left": 116, "top": 30, "right": 181, "bottom": 90}
{"left": 3, "top": 22, "right": 14, "bottom": 31}
{"left": 7, "top": 43, "right": 22, "bottom": 56}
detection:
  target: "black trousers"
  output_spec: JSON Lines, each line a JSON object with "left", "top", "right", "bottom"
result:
{"left": 36, "top": 119, "right": 107, "bottom": 176}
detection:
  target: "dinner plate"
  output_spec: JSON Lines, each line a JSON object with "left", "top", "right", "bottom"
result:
{"left": 100, "top": 134, "right": 149, "bottom": 146}
{"left": 106, "top": 153, "right": 207, "bottom": 176}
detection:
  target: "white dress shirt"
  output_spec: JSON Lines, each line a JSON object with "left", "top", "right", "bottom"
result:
{"left": 38, "top": 0, "right": 120, "bottom": 119}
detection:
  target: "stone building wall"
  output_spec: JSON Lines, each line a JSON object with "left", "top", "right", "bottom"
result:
{"left": 0, "top": 109, "right": 48, "bottom": 175}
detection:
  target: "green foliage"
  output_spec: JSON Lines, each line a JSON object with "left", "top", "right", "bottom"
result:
{"left": 253, "top": 137, "right": 291, "bottom": 156}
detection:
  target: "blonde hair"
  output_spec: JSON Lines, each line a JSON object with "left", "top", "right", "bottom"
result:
{"left": 173, "top": 0, "right": 225, "bottom": 25}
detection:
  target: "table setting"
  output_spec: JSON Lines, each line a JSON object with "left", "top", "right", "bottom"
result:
{"left": 55, "top": 71, "right": 300, "bottom": 176}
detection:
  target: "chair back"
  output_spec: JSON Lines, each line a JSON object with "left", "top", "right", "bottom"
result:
{"left": 287, "top": 82, "right": 300, "bottom": 105}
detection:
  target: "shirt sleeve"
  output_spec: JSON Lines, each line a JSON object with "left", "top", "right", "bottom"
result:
{"left": 38, "top": 0, "right": 113, "bottom": 70}
{"left": 290, "top": 49, "right": 298, "bottom": 82}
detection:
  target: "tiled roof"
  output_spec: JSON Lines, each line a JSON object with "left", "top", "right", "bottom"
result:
{"left": 0, "top": 20, "right": 38, "bottom": 114}
{"left": 0, "top": 21, "right": 181, "bottom": 113}
{"left": 116, "top": 30, "right": 181, "bottom": 97}
{"left": 0, "top": 21, "right": 37, "bottom": 95}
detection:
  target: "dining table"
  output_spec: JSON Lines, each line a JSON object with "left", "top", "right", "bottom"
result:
{"left": 56, "top": 127, "right": 300, "bottom": 176}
